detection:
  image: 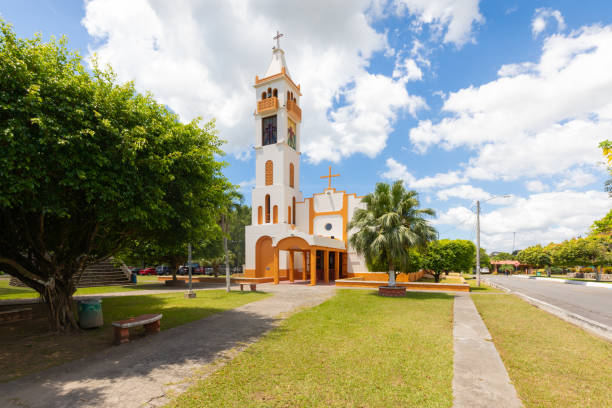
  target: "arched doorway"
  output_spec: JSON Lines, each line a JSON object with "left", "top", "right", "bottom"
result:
{"left": 256, "top": 236, "right": 274, "bottom": 277}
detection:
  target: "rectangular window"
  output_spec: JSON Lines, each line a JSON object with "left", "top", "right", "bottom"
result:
{"left": 262, "top": 115, "right": 277, "bottom": 146}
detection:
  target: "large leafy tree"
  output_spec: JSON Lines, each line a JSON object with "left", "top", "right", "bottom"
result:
{"left": 600, "top": 140, "right": 611, "bottom": 196}
{"left": 590, "top": 209, "right": 612, "bottom": 236}
{"left": 491, "top": 252, "right": 515, "bottom": 261}
{"left": 517, "top": 245, "right": 552, "bottom": 276}
{"left": 226, "top": 203, "right": 251, "bottom": 270}
{"left": 444, "top": 239, "right": 476, "bottom": 273}
{"left": 0, "top": 23, "right": 229, "bottom": 331}
{"left": 421, "top": 241, "right": 454, "bottom": 282}
{"left": 348, "top": 181, "right": 437, "bottom": 286}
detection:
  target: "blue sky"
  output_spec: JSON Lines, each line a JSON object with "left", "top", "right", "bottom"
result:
{"left": 1, "top": 0, "right": 610, "bottom": 252}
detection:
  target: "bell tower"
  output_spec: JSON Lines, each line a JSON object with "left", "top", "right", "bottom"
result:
{"left": 251, "top": 32, "right": 303, "bottom": 227}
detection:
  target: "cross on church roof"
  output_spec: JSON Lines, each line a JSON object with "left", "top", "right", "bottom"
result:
{"left": 321, "top": 166, "right": 340, "bottom": 189}
{"left": 273, "top": 30, "right": 284, "bottom": 49}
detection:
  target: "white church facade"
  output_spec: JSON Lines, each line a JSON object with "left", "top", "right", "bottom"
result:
{"left": 244, "top": 37, "right": 368, "bottom": 284}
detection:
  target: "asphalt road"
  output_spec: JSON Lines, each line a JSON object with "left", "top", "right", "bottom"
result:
{"left": 485, "top": 275, "right": 612, "bottom": 328}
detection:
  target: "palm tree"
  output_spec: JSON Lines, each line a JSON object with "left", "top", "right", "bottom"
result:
{"left": 348, "top": 181, "right": 437, "bottom": 286}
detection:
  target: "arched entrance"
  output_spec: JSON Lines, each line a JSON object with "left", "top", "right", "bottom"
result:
{"left": 276, "top": 237, "right": 312, "bottom": 284}
{"left": 256, "top": 236, "right": 274, "bottom": 277}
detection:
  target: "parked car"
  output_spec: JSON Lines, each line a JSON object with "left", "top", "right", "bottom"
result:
{"left": 138, "top": 267, "right": 156, "bottom": 275}
{"left": 205, "top": 267, "right": 214, "bottom": 275}
{"left": 155, "top": 265, "right": 171, "bottom": 275}
{"left": 178, "top": 263, "right": 202, "bottom": 275}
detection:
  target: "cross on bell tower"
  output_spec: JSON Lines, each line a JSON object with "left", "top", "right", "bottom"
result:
{"left": 273, "top": 30, "right": 284, "bottom": 49}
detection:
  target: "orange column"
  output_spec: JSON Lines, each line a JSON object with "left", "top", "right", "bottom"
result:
{"left": 334, "top": 251, "right": 339, "bottom": 280}
{"left": 310, "top": 249, "right": 317, "bottom": 285}
{"left": 324, "top": 250, "right": 329, "bottom": 284}
{"left": 273, "top": 247, "right": 279, "bottom": 285}
{"left": 302, "top": 251, "right": 307, "bottom": 280}
{"left": 289, "top": 250, "right": 294, "bottom": 283}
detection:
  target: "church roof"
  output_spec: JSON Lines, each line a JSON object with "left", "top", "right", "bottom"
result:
{"left": 264, "top": 47, "right": 291, "bottom": 78}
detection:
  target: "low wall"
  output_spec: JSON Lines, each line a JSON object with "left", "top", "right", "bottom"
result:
{"left": 346, "top": 270, "right": 425, "bottom": 282}
{"left": 157, "top": 276, "right": 275, "bottom": 284}
{"left": 335, "top": 279, "right": 469, "bottom": 292}
{"left": 567, "top": 273, "right": 612, "bottom": 281}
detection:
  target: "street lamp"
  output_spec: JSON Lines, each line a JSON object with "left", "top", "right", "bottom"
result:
{"left": 476, "top": 195, "right": 511, "bottom": 287}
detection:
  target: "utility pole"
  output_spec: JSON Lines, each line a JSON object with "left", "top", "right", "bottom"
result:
{"left": 476, "top": 200, "right": 481, "bottom": 287}
{"left": 223, "top": 213, "right": 231, "bottom": 292}
{"left": 185, "top": 243, "right": 196, "bottom": 298}
{"left": 512, "top": 232, "right": 516, "bottom": 254}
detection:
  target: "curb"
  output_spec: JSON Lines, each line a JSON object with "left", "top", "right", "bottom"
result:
{"left": 483, "top": 279, "right": 612, "bottom": 343}
{"left": 511, "top": 275, "right": 612, "bottom": 289}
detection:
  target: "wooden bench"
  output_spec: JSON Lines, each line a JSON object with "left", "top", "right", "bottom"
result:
{"left": 112, "top": 313, "right": 162, "bottom": 345}
{"left": 0, "top": 307, "right": 33, "bottom": 324}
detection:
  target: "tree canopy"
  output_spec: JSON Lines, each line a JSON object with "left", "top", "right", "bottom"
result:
{"left": 421, "top": 241, "right": 454, "bottom": 282}
{"left": 0, "top": 22, "right": 230, "bottom": 331}
{"left": 516, "top": 245, "right": 552, "bottom": 268}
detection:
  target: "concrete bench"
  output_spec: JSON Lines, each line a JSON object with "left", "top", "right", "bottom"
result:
{"left": 0, "top": 307, "right": 33, "bottom": 324}
{"left": 112, "top": 313, "right": 162, "bottom": 345}
{"left": 235, "top": 281, "right": 257, "bottom": 292}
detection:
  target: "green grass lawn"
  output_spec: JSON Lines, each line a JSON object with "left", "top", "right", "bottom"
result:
{"left": 419, "top": 275, "right": 464, "bottom": 284}
{"left": 0, "top": 277, "right": 165, "bottom": 300}
{"left": 0, "top": 290, "right": 268, "bottom": 382}
{"left": 169, "top": 289, "right": 455, "bottom": 408}
{"left": 472, "top": 294, "right": 612, "bottom": 408}
{"left": 461, "top": 275, "right": 501, "bottom": 292}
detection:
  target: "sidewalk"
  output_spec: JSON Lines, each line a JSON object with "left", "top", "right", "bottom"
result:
{"left": 452, "top": 293, "right": 522, "bottom": 408}
{"left": 0, "top": 284, "right": 335, "bottom": 408}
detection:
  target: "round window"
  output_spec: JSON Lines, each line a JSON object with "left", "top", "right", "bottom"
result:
{"left": 325, "top": 223, "right": 332, "bottom": 231}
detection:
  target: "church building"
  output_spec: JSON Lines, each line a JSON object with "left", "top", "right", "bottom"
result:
{"left": 244, "top": 34, "right": 368, "bottom": 284}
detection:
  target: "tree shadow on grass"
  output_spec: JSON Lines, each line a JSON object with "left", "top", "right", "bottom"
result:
{"left": 0, "top": 292, "right": 275, "bottom": 407}
{"left": 364, "top": 290, "right": 454, "bottom": 301}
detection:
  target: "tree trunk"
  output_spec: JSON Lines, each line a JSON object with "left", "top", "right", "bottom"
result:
{"left": 546, "top": 265, "right": 551, "bottom": 277}
{"left": 41, "top": 279, "right": 79, "bottom": 332}
{"left": 170, "top": 260, "right": 180, "bottom": 280}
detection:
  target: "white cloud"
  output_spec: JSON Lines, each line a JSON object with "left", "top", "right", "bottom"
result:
{"left": 237, "top": 178, "right": 255, "bottom": 194}
{"left": 393, "top": 0, "right": 484, "bottom": 47}
{"left": 83, "top": 0, "right": 426, "bottom": 164}
{"left": 532, "top": 8, "right": 566, "bottom": 38}
{"left": 392, "top": 58, "right": 423, "bottom": 81}
{"left": 435, "top": 190, "right": 610, "bottom": 251}
{"left": 382, "top": 158, "right": 466, "bottom": 189}
{"left": 555, "top": 168, "right": 597, "bottom": 190}
{"left": 409, "top": 24, "right": 612, "bottom": 182}
{"left": 525, "top": 180, "right": 548, "bottom": 193}
{"left": 436, "top": 184, "right": 491, "bottom": 201}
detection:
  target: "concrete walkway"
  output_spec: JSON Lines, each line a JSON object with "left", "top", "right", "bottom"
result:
{"left": 0, "top": 284, "right": 335, "bottom": 408}
{"left": 452, "top": 293, "right": 522, "bottom": 408}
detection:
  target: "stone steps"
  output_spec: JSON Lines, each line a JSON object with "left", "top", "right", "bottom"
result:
{"left": 9, "top": 257, "right": 133, "bottom": 288}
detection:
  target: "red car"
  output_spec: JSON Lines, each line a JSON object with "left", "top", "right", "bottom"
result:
{"left": 138, "top": 267, "right": 156, "bottom": 275}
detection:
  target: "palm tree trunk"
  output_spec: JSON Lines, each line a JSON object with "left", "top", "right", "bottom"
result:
{"left": 388, "top": 262, "right": 396, "bottom": 287}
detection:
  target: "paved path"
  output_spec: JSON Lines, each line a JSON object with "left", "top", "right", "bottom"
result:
{"left": 486, "top": 275, "right": 612, "bottom": 328}
{"left": 452, "top": 293, "right": 522, "bottom": 408}
{"left": 0, "top": 284, "right": 335, "bottom": 408}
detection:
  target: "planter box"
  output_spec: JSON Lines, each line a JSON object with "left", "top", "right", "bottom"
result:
{"left": 378, "top": 286, "right": 406, "bottom": 297}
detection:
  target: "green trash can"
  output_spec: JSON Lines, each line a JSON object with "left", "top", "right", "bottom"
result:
{"left": 77, "top": 298, "right": 103, "bottom": 329}
{"left": 536, "top": 271, "right": 541, "bottom": 277}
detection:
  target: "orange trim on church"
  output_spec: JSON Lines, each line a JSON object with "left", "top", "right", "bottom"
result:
{"left": 255, "top": 67, "right": 302, "bottom": 96}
